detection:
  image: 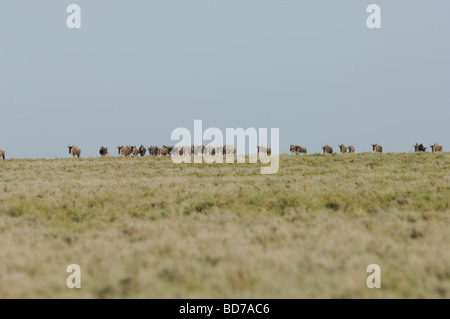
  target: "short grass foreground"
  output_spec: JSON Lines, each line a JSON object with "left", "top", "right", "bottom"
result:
{"left": 0, "top": 153, "right": 449, "bottom": 298}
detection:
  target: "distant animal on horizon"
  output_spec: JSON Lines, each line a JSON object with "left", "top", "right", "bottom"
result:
{"left": 162, "top": 146, "right": 174, "bottom": 156}
{"left": 118, "top": 146, "right": 132, "bottom": 157}
{"left": 68, "top": 146, "right": 81, "bottom": 158}
{"left": 257, "top": 145, "right": 271, "bottom": 155}
{"left": 99, "top": 146, "right": 108, "bottom": 157}
{"left": 322, "top": 145, "right": 333, "bottom": 154}
{"left": 171, "top": 146, "right": 184, "bottom": 156}
{"left": 192, "top": 145, "right": 204, "bottom": 156}
{"left": 0, "top": 148, "right": 5, "bottom": 160}
{"left": 430, "top": 143, "right": 443, "bottom": 152}
{"left": 338, "top": 144, "right": 347, "bottom": 153}
{"left": 158, "top": 146, "right": 170, "bottom": 156}
{"left": 290, "top": 145, "right": 307, "bottom": 154}
{"left": 148, "top": 146, "right": 159, "bottom": 156}
{"left": 130, "top": 146, "right": 140, "bottom": 156}
{"left": 224, "top": 145, "right": 237, "bottom": 155}
{"left": 414, "top": 143, "right": 427, "bottom": 152}
{"left": 372, "top": 144, "right": 383, "bottom": 153}
{"left": 183, "top": 146, "right": 191, "bottom": 156}
{"left": 139, "top": 145, "right": 146, "bottom": 156}
{"left": 348, "top": 145, "right": 355, "bottom": 153}
{"left": 204, "top": 146, "right": 216, "bottom": 155}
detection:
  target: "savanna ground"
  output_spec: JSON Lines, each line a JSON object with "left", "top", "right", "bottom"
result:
{"left": 0, "top": 153, "right": 449, "bottom": 298}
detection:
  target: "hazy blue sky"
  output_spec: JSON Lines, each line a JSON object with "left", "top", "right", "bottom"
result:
{"left": 1, "top": 1, "right": 449, "bottom": 158}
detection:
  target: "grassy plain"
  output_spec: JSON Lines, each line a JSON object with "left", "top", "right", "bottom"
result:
{"left": 0, "top": 153, "right": 449, "bottom": 298}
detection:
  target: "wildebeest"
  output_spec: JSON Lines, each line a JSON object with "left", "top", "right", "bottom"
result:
{"left": 130, "top": 146, "right": 140, "bottom": 156}
{"left": 414, "top": 143, "right": 427, "bottom": 152}
{"left": 371, "top": 144, "right": 383, "bottom": 153}
{"left": 338, "top": 144, "right": 347, "bottom": 153}
{"left": 99, "top": 146, "right": 108, "bottom": 157}
{"left": 430, "top": 143, "right": 443, "bottom": 152}
{"left": 204, "top": 146, "right": 216, "bottom": 155}
{"left": 290, "top": 145, "right": 307, "bottom": 154}
{"left": 158, "top": 146, "right": 170, "bottom": 156}
{"left": 223, "top": 145, "right": 236, "bottom": 155}
{"left": 139, "top": 145, "right": 146, "bottom": 156}
{"left": 148, "top": 146, "right": 159, "bottom": 156}
{"left": 68, "top": 146, "right": 81, "bottom": 158}
{"left": 0, "top": 148, "right": 5, "bottom": 160}
{"left": 215, "top": 146, "right": 223, "bottom": 155}
{"left": 161, "top": 146, "right": 173, "bottom": 155}
{"left": 171, "top": 146, "right": 186, "bottom": 156}
{"left": 192, "top": 145, "right": 203, "bottom": 156}
{"left": 322, "top": 145, "right": 333, "bottom": 154}
{"left": 257, "top": 145, "right": 271, "bottom": 155}
{"left": 159, "top": 147, "right": 168, "bottom": 156}
{"left": 348, "top": 145, "right": 355, "bottom": 153}
{"left": 183, "top": 146, "right": 191, "bottom": 155}
{"left": 118, "top": 146, "right": 132, "bottom": 156}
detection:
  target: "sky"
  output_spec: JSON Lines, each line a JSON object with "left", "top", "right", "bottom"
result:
{"left": 0, "top": 0, "right": 449, "bottom": 158}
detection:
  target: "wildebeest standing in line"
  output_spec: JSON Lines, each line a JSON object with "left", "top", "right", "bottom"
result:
{"left": 161, "top": 146, "right": 173, "bottom": 155}
{"left": 171, "top": 146, "right": 184, "bottom": 156}
{"left": 0, "top": 148, "right": 5, "bottom": 160}
{"left": 371, "top": 144, "right": 383, "bottom": 153}
{"left": 148, "top": 146, "right": 158, "bottom": 156}
{"left": 183, "top": 145, "right": 191, "bottom": 155}
{"left": 338, "top": 144, "right": 347, "bottom": 153}
{"left": 204, "top": 146, "right": 216, "bottom": 155}
{"left": 430, "top": 143, "right": 443, "bottom": 152}
{"left": 215, "top": 146, "right": 223, "bottom": 155}
{"left": 159, "top": 146, "right": 170, "bottom": 156}
{"left": 348, "top": 145, "right": 355, "bottom": 153}
{"left": 68, "top": 146, "right": 81, "bottom": 158}
{"left": 130, "top": 146, "right": 140, "bottom": 156}
{"left": 290, "top": 145, "right": 307, "bottom": 154}
{"left": 99, "top": 146, "right": 108, "bottom": 157}
{"left": 118, "top": 146, "right": 132, "bottom": 156}
{"left": 223, "top": 145, "right": 236, "bottom": 155}
{"left": 322, "top": 145, "right": 333, "bottom": 154}
{"left": 257, "top": 145, "right": 271, "bottom": 155}
{"left": 192, "top": 145, "right": 203, "bottom": 155}
{"left": 414, "top": 143, "right": 427, "bottom": 152}
{"left": 139, "top": 145, "right": 146, "bottom": 156}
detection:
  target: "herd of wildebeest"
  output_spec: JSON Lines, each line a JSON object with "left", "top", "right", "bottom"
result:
{"left": 62, "top": 143, "right": 445, "bottom": 158}
{"left": 0, "top": 143, "right": 444, "bottom": 160}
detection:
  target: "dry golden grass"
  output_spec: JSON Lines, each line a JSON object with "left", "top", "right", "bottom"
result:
{"left": 0, "top": 153, "right": 449, "bottom": 298}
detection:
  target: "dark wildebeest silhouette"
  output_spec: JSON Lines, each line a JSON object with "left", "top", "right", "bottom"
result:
{"left": 139, "top": 145, "right": 146, "bottom": 156}
{"left": 99, "top": 146, "right": 108, "bottom": 157}
{"left": 414, "top": 143, "right": 427, "bottom": 152}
